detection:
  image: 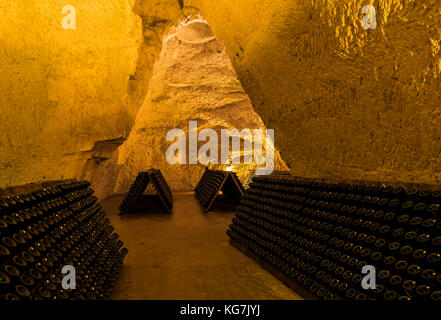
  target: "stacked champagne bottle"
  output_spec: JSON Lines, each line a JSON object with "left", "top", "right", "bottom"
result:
{"left": 227, "top": 175, "right": 441, "bottom": 301}
{"left": 0, "top": 181, "right": 127, "bottom": 300}
{"left": 149, "top": 169, "right": 173, "bottom": 212}
{"left": 195, "top": 170, "right": 228, "bottom": 209}
{"left": 119, "top": 172, "right": 151, "bottom": 214}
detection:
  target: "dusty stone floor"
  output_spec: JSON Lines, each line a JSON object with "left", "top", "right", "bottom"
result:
{"left": 102, "top": 193, "right": 302, "bottom": 300}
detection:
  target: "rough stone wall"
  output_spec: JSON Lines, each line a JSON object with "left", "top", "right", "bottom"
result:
{"left": 2, "top": 0, "right": 441, "bottom": 193}
{"left": 188, "top": 0, "right": 441, "bottom": 185}
{"left": 128, "top": 0, "right": 184, "bottom": 119}
{"left": 0, "top": 1, "right": 141, "bottom": 187}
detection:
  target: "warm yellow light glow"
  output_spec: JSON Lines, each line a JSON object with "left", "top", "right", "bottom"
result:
{"left": 163, "top": 15, "right": 208, "bottom": 43}
{"left": 225, "top": 166, "right": 234, "bottom": 172}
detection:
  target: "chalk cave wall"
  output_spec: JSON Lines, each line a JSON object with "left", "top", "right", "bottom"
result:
{"left": 1, "top": 0, "right": 441, "bottom": 197}
{"left": 188, "top": 0, "right": 441, "bottom": 185}
{"left": 0, "top": 1, "right": 142, "bottom": 188}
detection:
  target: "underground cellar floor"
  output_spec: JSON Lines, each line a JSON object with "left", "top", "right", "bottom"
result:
{"left": 102, "top": 193, "right": 302, "bottom": 300}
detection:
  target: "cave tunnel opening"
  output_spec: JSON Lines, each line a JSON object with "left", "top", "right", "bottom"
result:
{"left": 86, "top": 16, "right": 289, "bottom": 200}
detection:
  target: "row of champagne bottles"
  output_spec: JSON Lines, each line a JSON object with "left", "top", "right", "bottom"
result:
{"left": 0, "top": 181, "right": 91, "bottom": 214}
{"left": 245, "top": 179, "right": 441, "bottom": 251}
{"left": 149, "top": 169, "right": 173, "bottom": 211}
{"left": 240, "top": 193, "right": 441, "bottom": 254}
{"left": 236, "top": 204, "right": 441, "bottom": 269}
{"left": 249, "top": 183, "right": 441, "bottom": 220}
{"left": 228, "top": 175, "right": 441, "bottom": 300}
{"left": 0, "top": 181, "right": 127, "bottom": 300}
{"left": 252, "top": 176, "right": 441, "bottom": 206}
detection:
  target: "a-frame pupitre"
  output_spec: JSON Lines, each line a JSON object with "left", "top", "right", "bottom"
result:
{"left": 195, "top": 169, "right": 245, "bottom": 212}
{"left": 119, "top": 169, "right": 173, "bottom": 215}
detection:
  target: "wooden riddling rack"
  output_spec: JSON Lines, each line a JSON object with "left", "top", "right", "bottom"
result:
{"left": 227, "top": 175, "right": 441, "bottom": 301}
{"left": 119, "top": 169, "right": 173, "bottom": 214}
{"left": 194, "top": 169, "right": 245, "bottom": 212}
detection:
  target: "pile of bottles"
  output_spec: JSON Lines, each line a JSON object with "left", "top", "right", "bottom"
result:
{"left": 0, "top": 181, "right": 127, "bottom": 300}
{"left": 227, "top": 176, "right": 441, "bottom": 301}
